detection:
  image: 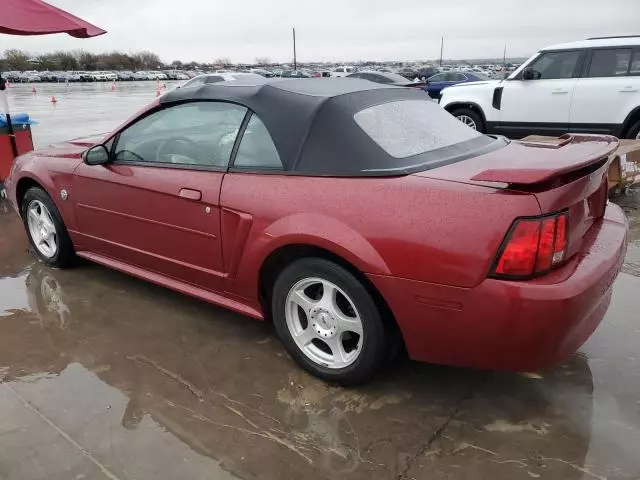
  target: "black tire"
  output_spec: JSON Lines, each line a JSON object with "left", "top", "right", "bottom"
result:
{"left": 450, "top": 108, "right": 485, "bottom": 133}
{"left": 272, "top": 258, "right": 388, "bottom": 385}
{"left": 626, "top": 119, "right": 640, "bottom": 140}
{"left": 20, "top": 187, "right": 75, "bottom": 268}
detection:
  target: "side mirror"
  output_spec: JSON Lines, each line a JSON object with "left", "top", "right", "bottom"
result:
{"left": 522, "top": 67, "right": 540, "bottom": 81}
{"left": 84, "top": 145, "right": 110, "bottom": 165}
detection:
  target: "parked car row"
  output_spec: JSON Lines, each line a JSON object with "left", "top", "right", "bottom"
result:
{"left": 1, "top": 70, "right": 190, "bottom": 83}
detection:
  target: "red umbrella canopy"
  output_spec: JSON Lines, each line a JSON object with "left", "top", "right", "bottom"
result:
{"left": 1, "top": 0, "right": 106, "bottom": 38}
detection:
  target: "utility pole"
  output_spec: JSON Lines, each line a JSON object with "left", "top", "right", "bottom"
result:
{"left": 503, "top": 44, "right": 507, "bottom": 66}
{"left": 293, "top": 27, "right": 297, "bottom": 71}
{"left": 439, "top": 37, "right": 444, "bottom": 67}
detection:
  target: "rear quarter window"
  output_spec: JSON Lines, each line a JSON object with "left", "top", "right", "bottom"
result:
{"left": 354, "top": 99, "right": 482, "bottom": 158}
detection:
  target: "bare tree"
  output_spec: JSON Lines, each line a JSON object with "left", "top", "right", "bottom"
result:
{"left": 73, "top": 49, "right": 98, "bottom": 70}
{"left": 213, "top": 57, "right": 231, "bottom": 67}
{"left": 255, "top": 57, "right": 270, "bottom": 66}
{"left": 3, "top": 49, "right": 31, "bottom": 70}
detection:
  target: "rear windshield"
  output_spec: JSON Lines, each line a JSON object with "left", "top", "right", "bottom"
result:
{"left": 354, "top": 99, "right": 482, "bottom": 158}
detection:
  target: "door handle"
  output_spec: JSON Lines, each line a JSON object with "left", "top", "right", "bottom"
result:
{"left": 619, "top": 87, "right": 639, "bottom": 93}
{"left": 179, "top": 188, "right": 202, "bottom": 201}
{"left": 551, "top": 89, "right": 569, "bottom": 94}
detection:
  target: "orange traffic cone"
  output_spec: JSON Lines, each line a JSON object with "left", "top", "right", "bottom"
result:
{"left": 51, "top": 96, "right": 57, "bottom": 104}
{"left": 31, "top": 84, "right": 37, "bottom": 93}
{"left": 111, "top": 82, "right": 116, "bottom": 91}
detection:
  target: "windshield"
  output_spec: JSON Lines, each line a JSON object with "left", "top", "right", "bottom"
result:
{"left": 354, "top": 99, "right": 482, "bottom": 158}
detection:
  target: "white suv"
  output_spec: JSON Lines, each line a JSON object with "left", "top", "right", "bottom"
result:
{"left": 440, "top": 36, "right": 640, "bottom": 139}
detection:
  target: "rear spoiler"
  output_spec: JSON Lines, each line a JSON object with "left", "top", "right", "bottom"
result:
{"left": 471, "top": 134, "right": 618, "bottom": 185}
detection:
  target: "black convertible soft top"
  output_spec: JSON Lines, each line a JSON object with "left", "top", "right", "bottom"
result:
{"left": 161, "top": 78, "right": 502, "bottom": 176}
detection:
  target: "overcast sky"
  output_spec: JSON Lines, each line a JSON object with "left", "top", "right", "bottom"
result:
{"left": 3, "top": 0, "right": 639, "bottom": 63}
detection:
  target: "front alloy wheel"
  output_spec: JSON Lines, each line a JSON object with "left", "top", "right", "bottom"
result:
{"left": 21, "top": 186, "right": 75, "bottom": 268}
{"left": 26, "top": 200, "right": 58, "bottom": 258}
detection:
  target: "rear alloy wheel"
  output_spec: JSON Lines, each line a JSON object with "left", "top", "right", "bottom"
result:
{"left": 272, "top": 258, "right": 388, "bottom": 385}
{"left": 451, "top": 108, "right": 484, "bottom": 132}
{"left": 21, "top": 187, "right": 75, "bottom": 268}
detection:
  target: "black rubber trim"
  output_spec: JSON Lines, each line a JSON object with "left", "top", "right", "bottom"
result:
{"left": 487, "top": 121, "right": 623, "bottom": 138}
{"left": 492, "top": 87, "right": 504, "bottom": 110}
{"left": 487, "top": 122, "right": 569, "bottom": 138}
{"left": 228, "top": 109, "right": 253, "bottom": 169}
{"left": 108, "top": 160, "right": 228, "bottom": 172}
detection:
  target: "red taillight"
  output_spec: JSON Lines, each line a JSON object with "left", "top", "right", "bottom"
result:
{"left": 492, "top": 212, "right": 569, "bottom": 279}
{"left": 535, "top": 218, "right": 556, "bottom": 271}
{"left": 495, "top": 221, "right": 540, "bottom": 276}
{"left": 553, "top": 214, "right": 567, "bottom": 264}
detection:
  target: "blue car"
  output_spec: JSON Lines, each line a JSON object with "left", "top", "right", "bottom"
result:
{"left": 424, "top": 71, "right": 489, "bottom": 99}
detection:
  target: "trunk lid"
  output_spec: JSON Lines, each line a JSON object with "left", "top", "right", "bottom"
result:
{"left": 417, "top": 134, "right": 618, "bottom": 261}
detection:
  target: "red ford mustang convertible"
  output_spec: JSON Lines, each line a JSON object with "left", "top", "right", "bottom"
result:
{"left": 5, "top": 78, "right": 628, "bottom": 384}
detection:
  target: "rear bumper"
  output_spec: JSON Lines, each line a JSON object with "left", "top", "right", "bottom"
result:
{"left": 369, "top": 203, "right": 628, "bottom": 372}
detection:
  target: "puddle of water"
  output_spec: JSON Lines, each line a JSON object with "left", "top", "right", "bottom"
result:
{"left": 0, "top": 273, "right": 31, "bottom": 317}
{"left": 2, "top": 363, "right": 236, "bottom": 480}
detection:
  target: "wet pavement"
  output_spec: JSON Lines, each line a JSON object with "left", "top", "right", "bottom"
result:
{"left": 5, "top": 81, "right": 180, "bottom": 148}
{"left": 1, "top": 84, "right": 640, "bottom": 480}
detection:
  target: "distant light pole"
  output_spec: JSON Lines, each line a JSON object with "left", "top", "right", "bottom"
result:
{"left": 439, "top": 37, "right": 444, "bottom": 67}
{"left": 293, "top": 27, "right": 297, "bottom": 70}
{"left": 503, "top": 44, "right": 507, "bottom": 66}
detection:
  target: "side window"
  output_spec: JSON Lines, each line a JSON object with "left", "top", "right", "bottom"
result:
{"left": 631, "top": 51, "right": 640, "bottom": 76}
{"left": 450, "top": 73, "right": 466, "bottom": 82}
{"left": 428, "top": 73, "right": 445, "bottom": 82}
{"left": 114, "top": 102, "right": 247, "bottom": 168}
{"left": 529, "top": 51, "right": 583, "bottom": 79}
{"left": 588, "top": 49, "right": 632, "bottom": 77}
{"left": 234, "top": 114, "right": 282, "bottom": 169}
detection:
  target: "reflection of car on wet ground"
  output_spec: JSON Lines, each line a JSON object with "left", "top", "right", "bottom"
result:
{"left": 4, "top": 78, "right": 629, "bottom": 385}
{"left": 9, "top": 259, "right": 599, "bottom": 479}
